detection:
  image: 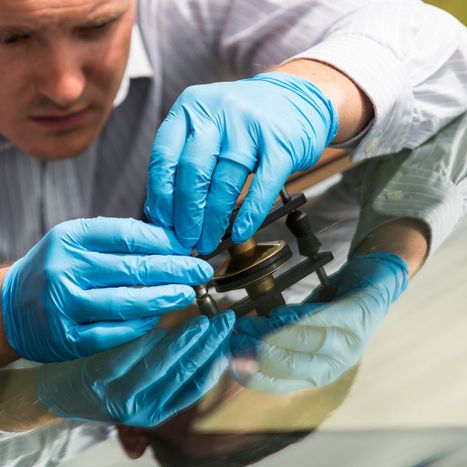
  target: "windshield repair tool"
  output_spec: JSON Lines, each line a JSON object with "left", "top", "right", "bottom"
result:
{"left": 194, "top": 187, "right": 336, "bottom": 318}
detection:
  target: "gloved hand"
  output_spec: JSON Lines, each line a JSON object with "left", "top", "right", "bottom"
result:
{"left": 37, "top": 312, "right": 235, "bottom": 427}
{"left": 230, "top": 253, "right": 409, "bottom": 394}
{"left": 1, "top": 217, "right": 213, "bottom": 363}
{"left": 145, "top": 72, "right": 338, "bottom": 254}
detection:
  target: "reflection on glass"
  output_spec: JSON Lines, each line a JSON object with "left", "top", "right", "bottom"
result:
{"left": 0, "top": 0, "right": 465, "bottom": 461}
{"left": 117, "top": 367, "right": 358, "bottom": 465}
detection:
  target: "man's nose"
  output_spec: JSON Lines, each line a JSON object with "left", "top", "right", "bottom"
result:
{"left": 36, "top": 50, "right": 86, "bottom": 108}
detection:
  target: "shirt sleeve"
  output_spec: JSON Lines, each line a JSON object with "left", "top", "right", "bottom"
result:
{"left": 349, "top": 113, "right": 467, "bottom": 259}
{"left": 291, "top": 1, "right": 467, "bottom": 160}
{"left": 161, "top": 0, "right": 467, "bottom": 159}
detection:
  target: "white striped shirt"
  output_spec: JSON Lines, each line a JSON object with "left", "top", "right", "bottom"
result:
{"left": 0, "top": 0, "right": 466, "bottom": 263}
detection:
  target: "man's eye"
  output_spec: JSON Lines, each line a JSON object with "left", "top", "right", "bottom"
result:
{"left": 79, "top": 20, "right": 115, "bottom": 35}
{"left": 0, "top": 34, "right": 29, "bottom": 45}
{"left": 88, "top": 23, "right": 109, "bottom": 31}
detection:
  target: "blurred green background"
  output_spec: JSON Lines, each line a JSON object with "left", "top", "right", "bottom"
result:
{"left": 425, "top": 0, "right": 467, "bottom": 24}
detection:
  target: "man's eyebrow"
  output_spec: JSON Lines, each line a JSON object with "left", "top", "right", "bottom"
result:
{"left": 0, "top": 8, "right": 127, "bottom": 36}
{"left": 76, "top": 9, "right": 126, "bottom": 28}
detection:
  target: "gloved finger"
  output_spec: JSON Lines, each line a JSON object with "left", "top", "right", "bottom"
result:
{"left": 112, "top": 315, "right": 211, "bottom": 396}
{"left": 161, "top": 337, "right": 231, "bottom": 424}
{"left": 71, "top": 315, "right": 162, "bottom": 359}
{"left": 233, "top": 310, "right": 318, "bottom": 339}
{"left": 311, "top": 326, "right": 361, "bottom": 367}
{"left": 234, "top": 316, "right": 282, "bottom": 339}
{"left": 173, "top": 124, "right": 221, "bottom": 248}
{"left": 232, "top": 150, "right": 293, "bottom": 243}
{"left": 235, "top": 317, "right": 326, "bottom": 353}
{"left": 77, "top": 253, "right": 213, "bottom": 289}
{"left": 146, "top": 104, "right": 188, "bottom": 228}
{"left": 272, "top": 300, "right": 368, "bottom": 333}
{"left": 84, "top": 327, "right": 168, "bottom": 381}
{"left": 231, "top": 334, "right": 334, "bottom": 388}
{"left": 196, "top": 159, "right": 249, "bottom": 255}
{"left": 231, "top": 331, "right": 322, "bottom": 380}
{"left": 195, "top": 121, "right": 258, "bottom": 252}
{"left": 150, "top": 311, "right": 235, "bottom": 412}
{"left": 72, "top": 218, "right": 190, "bottom": 255}
{"left": 270, "top": 304, "right": 372, "bottom": 360}
{"left": 267, "top": 303, "right": 326, "bottom": 321}
{"left": 70, "top": 283, "right": 197, "bottom": 322}
{"left": 255, "top": 340, "right": 318, "bottom": 381}
{"left": 265, "top": 325, "right": 326, "bottom": 354}
{"left": 229, "top": 333, "right": 260, "bottom": 361}
{"left": 231, "top": 323, "right": 316, "bottom": 393}
{"left": 234, "top": 305, "right": 324, "bottom": 339}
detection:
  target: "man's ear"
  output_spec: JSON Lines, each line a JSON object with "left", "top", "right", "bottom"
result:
{"left": 117, "top": 425, "right": 151, "bottom": 459}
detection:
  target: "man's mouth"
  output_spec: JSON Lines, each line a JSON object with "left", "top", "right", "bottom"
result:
{"left": 28, "top": 107, "right": 90, "bottom": 130}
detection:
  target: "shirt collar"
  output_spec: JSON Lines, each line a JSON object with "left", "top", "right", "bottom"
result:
{"left": 113, "top": 24, "right": 154, "bottom": 107}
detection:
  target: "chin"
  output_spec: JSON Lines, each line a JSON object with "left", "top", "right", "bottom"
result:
{"left": 21, "top": 129, "right": 100, "bottom": 160}
{"left": 27, "top": 142, "right": 93, "bottom": 160}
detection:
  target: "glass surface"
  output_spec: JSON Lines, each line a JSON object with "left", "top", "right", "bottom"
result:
{"left": 0, "top": 2, "right": 465, "bottom": 464}
{"left": 1, "top": 190, "right": 466, "bottom": 467}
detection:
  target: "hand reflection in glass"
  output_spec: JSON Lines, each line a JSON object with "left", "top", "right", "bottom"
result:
{"left": 106, "top": 300, "right": 359, "bottom": 466}
{"left": 229, "top": 252, "right": 409, "bottom": 393}
{"left": 37, "top": 312, "right": 234, "bottom": 427}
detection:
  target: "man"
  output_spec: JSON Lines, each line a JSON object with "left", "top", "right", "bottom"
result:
{"left": 0, "top": 0, "right": 466, "bottom": 425}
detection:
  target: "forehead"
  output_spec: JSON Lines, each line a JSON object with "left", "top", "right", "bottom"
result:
{"left": 0, "top": 0, "right": 130, "bottom": 26}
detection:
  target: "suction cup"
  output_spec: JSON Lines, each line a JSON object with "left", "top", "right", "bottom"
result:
{"left": 213, "top": 238, "right": 291, "bottom": 293}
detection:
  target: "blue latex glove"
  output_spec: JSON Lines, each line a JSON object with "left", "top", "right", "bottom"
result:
{"left": 230, "top": 253, "right": 409, "bottom": 393}
{"left": 145, "top": 72, "right": 338, "bottom": 254}
{"left": 37, "top": 312, "right": 235, "bottom": 427}
{"left": 1, "top": 217, "right": 213, "bottom": 363}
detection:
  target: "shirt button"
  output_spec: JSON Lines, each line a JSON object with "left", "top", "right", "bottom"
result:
{"left": 386, "top": 190, "right": 404, "bottom": 201}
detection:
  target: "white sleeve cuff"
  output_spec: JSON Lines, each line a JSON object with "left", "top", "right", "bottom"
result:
{"left": 349, "top": 158, "right": 465, "bottom": 260}
{"left": 288, "top": 33, "right": 415, "bottom": 160}
{"left": 349, "top": 112, "right": 467, "bottom": 259}
{"left": 372, "top": 169, "right": 465, "bottom": 258}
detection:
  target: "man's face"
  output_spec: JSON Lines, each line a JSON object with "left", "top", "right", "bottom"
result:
{"left": 0, "top": 0, "right": 135, "bottom": 160}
